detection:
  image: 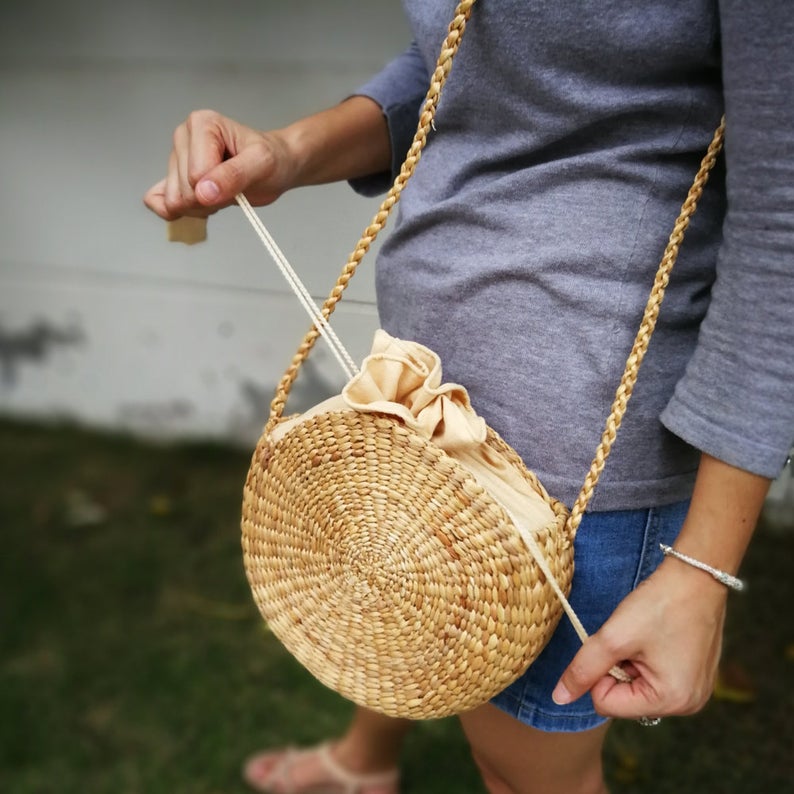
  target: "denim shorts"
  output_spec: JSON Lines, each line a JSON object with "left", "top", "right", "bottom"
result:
{"left": 489, "top": 500, "right": 690, "bottom": 732}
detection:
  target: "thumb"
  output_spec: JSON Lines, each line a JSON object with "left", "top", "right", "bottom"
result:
{"left": 552, "top": 633, "right": 623, "bottom": 706}
{"left": 195, "top": 141, "right": 281, "bottom": 208}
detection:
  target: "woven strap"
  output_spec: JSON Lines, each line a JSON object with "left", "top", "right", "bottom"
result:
{"left": 565, "top": 119, "right": 725, "bottom": 536}
{"left": 265, "top": 0, "right": 477, "bottom": 434}
{"left": 265, "top": 0, "right": 725, "bottom": 535}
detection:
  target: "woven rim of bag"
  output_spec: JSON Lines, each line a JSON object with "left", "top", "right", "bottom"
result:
{"left": 242, "top": 415, "right": 572, "bottom": 718}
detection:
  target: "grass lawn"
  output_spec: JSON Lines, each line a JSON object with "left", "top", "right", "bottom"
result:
{"left": 0, "top": 419, "right": 791, "bottom": 793}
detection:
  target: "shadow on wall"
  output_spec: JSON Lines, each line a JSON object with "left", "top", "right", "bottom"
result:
{"left": 0, "top": 320, "right": 85, "bottom": 386}
{"left": 0, "top": 0, "right": 399, "bottom": 440}
{"left": 232, "top": 357, "right": 338, "bottom": 441}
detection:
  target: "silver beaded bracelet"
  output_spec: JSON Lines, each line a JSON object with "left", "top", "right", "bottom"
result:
{"left": 659, "top": 544, "right": 745, "bottom": 592}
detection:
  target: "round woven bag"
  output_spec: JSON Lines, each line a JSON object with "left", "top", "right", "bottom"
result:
{"left": 239, "top": 0, "right": 725, "bottom": 720}
{"left": 242, "top": 412, "right": 572, "bottom": 718}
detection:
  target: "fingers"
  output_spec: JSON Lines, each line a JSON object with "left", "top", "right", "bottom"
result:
{"left": 163, "top": 145, "right": 186, "bottom": 217}
{"left": 173, "top": 122, "right": 192, "bottom": 205}
{"left": 590, "top": 665, "right": 715, "bottom": 718}
{"left": 552, "top": 635, "right": 672, "bottom": 720}
{"left": 196, "top": 141, "right": 278, "bottom": 205}
{"left": 144, "top": 119, "right": 207, "bottom": 220}
{"left": 551, "top": 576, "right": 723, "bottom": 720}
{"left": 552, "top": 629, "right": 631, "bottom": 708}
{"left": 143, "top": 178, "right": 169, "bottom": 218}
{"left": 184, "top": 109, "right": 228, "bottom": 192}
{"left": 144, "top": 109, "right": 275, "bottom": 221}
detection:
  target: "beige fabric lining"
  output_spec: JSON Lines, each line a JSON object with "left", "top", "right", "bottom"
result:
{"left": 272, "top": 330, "right": 555, "bottom": 534}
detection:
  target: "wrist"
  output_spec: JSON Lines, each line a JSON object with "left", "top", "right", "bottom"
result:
{"left": 274, "top": 96, "right": 390, "bottom": 189}
{"left": 656, "top": 555, "right": 730, "bottom": 603}
{"left": 274, "top": 122, "right": 314, "bottom": 189}
{"left": 665, "top": 454, "right": 770, "bottom": 584}
{"left": 659, "top": 543, "right": 745, "bottom": 592}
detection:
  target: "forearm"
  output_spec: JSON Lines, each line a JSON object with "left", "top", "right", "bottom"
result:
{"left": 666, "top": 453, "right": 771, "bottom": 582}
{"left": 279, "top": 96, "right": 392, "bottom": 188}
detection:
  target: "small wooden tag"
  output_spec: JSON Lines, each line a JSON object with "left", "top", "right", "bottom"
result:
{"left": 166, "top": 216, "right": 208, "bottom": 245}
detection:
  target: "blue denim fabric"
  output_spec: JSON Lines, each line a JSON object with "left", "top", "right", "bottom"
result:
{"left": 490, "top": 500, "right": 690, "bottom": 732}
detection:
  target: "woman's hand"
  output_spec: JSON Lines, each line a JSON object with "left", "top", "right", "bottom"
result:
{"left": 552, "top": 453, "right": 770, "bottom": 719}
{"left": 144, "top": 96, "right": 390, "bottom": 221}
{"left": 144, "top": 110, "right": 298, "bottom": 221}
{"left": 552, "top": 559, "right": 728, "bottom": 718}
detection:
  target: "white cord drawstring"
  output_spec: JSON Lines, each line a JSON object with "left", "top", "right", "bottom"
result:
{"left": 235, "top": 193, "right": 359, "bottom": 380}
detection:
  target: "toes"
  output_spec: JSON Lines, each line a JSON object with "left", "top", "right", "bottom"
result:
{"left": 243, "top": 748, "right": 291, "bottom": 791}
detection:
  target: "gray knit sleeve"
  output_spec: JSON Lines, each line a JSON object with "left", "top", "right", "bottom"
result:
{"left": 348, "top": 42, "right": 428, "bottom": 197}
{"left": 660, "top": 0, "right": 794, "bottom": 478}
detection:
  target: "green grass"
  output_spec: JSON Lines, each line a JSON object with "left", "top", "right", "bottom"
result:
{"left": 0, "top": 419, "right": 791, "bottom": 793}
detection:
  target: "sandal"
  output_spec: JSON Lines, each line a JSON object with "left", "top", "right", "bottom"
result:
{"left": 242, "top": 742, "right": 400, "bottom": 794}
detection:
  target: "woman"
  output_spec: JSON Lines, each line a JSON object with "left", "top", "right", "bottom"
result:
{"left": 144, "top": 2, "right": 793, "bottom": 792}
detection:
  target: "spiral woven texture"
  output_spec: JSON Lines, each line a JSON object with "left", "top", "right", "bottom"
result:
{"left": 241, "top": 411, "right": 572, "bottom": 719}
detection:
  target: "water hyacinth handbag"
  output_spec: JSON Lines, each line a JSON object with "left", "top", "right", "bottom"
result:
{"left": 238, "top": 0, "right": 725, "bottom": 719}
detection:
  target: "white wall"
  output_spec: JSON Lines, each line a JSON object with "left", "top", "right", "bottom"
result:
{"left": 0, "top": 1, "right": 410, "bottom": 443}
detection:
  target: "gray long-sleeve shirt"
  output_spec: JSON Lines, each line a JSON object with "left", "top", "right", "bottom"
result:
{"left": 351, "top": 0, "right": 794, "bottom": 511}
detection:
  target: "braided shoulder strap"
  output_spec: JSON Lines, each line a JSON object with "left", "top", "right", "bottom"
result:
{"left": 264, "top": 0, "right": 725, "bottom": 537}
{"left": 265, "top": 0, "right": 477, "bottom": 434}
{"left": 566, "top": 121, "right": 724, "bottom": 534}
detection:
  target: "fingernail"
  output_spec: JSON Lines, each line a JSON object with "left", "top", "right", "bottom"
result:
{"left": 196, "top": 179, "right": 220, "bottom": 202}
{"left": 552, "top": 682, "right": 571, "bottom": 705}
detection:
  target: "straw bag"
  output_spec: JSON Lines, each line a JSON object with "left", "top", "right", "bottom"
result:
{"left": 239, "top": 0, "right": 725, "bottom": 719}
